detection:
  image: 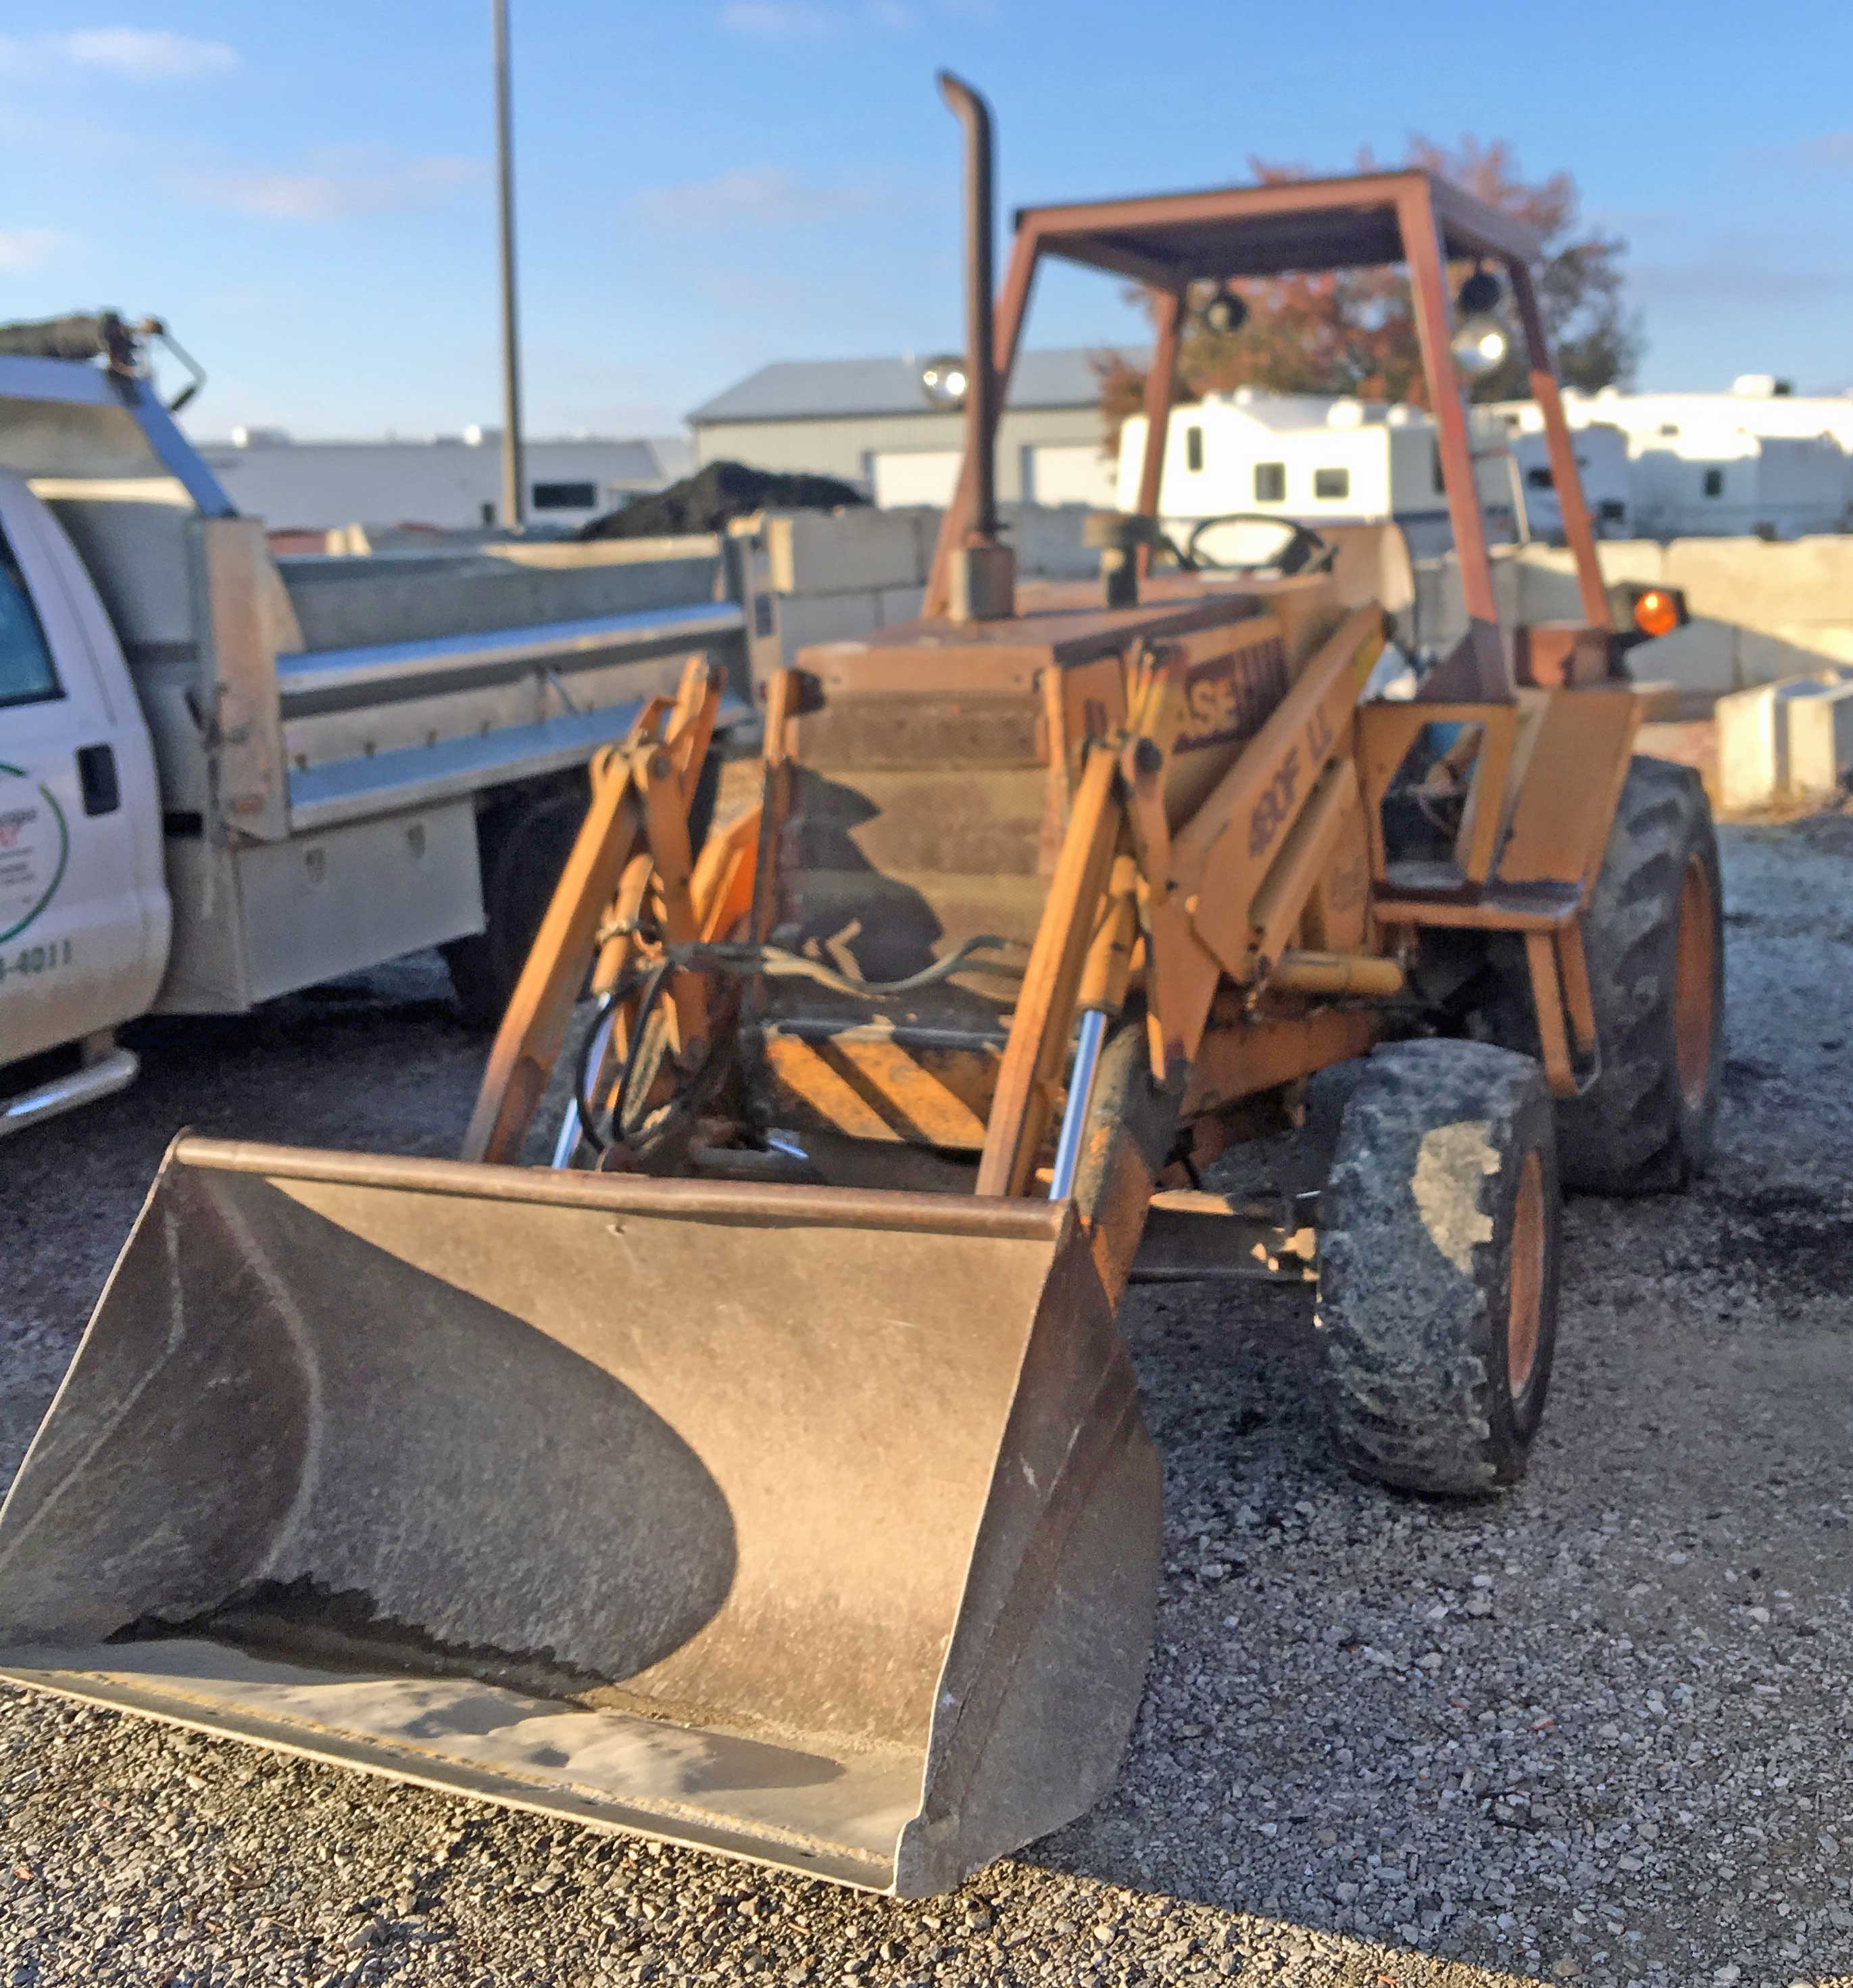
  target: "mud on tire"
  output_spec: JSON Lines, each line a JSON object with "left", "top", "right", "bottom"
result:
{"left": 1317, "top": 1040, "right": 1561, "bottom": 1496}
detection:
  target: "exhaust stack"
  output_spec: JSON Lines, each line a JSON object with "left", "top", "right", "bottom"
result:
{"left": 937, "top": 71, "right": 1016, "bottom": 623}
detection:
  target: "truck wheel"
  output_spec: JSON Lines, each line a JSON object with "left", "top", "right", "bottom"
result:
{"left": 1316, "top": 1040, "right": 1560, "bottom": 1496}
{"left": 443, "top": 780, "right": 589, "bottom": 1031}
{"left": 444, "top": 754, "right": 724, "bottom": 1032}
{"left": 1468, "top": 756, "right": 1723, "bottom": 1194}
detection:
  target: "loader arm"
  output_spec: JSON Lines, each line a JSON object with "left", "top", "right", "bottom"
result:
{"left": 462, "top": 658, "right": 727, "bottom": 1166}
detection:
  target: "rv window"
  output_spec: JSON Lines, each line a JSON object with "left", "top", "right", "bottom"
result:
{"left": 1254, "top": 462, "right": 1286, "bottom": 504}
{"left": 1702, "top": 468, "right": 1724, "bottom": 498}
{"left": 1598, "top": 500, "right": 1627, "bottom": 523}
{"left": 0, "top": 527, "right": 62, "bottom": 710}
{"left": 1525, "top": 467, "right": 1554, "bottom": 490}
{"left": 1659, "top": 422, "right": 1679, "bottom": 437}
{"left": 1185, "top": 425, "right": 1204, "bottom": 473}
{"left": 1433, "top": 443, "right": 1445, "bottom": 494}
{"left": 1313, "top": 467, "right": 1350, "bottom": 501}
{"left": 532, "top": 481, "right": 599, "bottom": 510}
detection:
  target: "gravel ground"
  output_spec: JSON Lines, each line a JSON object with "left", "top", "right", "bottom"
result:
{"left": 2, "top": 815, "right": 1850, "bottom": 1988}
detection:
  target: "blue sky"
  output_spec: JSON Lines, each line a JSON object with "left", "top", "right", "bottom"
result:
{"left": 4, "top": 3, "right": 1849, "bottom": 439}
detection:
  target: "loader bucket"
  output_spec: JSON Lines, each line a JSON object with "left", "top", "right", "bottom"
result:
{"left": 0, "top": 1138, "right": 1159, "bottom": 1895}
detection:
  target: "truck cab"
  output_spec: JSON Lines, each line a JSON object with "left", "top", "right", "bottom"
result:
{"left": 0, "top": 470, "right": 168, "bottom": 1125}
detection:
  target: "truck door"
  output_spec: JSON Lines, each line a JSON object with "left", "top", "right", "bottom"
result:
{"left": 0, "top": 472, "right": 169, "bottom": 1069}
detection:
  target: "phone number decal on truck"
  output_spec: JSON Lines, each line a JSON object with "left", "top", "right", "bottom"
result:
{"left": 0, "top": 762, "right": 69, "bottom": 943}
{"left": 0, "top": 938, "right": 74, "bottom": 984}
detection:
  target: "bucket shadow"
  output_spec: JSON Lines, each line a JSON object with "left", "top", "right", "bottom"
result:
{"left": 0, "top": 1167, "right": 738, "bottom": 1697}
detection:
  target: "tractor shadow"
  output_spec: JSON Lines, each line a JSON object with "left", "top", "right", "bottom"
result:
{"left": 1018, "top": 1178, "right": 1853, "bottom": 1983}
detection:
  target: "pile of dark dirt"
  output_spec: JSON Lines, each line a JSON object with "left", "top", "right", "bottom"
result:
{"left": 578, "top": 460, "right": 865, "bottom": 541}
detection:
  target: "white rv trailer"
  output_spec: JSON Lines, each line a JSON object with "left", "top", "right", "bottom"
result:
{"left": 1114, "top": 387, "right": 1626, "bottom": 555}
{"left": 1498, "top": 381, "right": 1853, "bottom": 538}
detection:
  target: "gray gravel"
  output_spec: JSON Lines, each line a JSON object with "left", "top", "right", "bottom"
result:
{"left": 2, "top": 814, "right": 1850, "bottom": 1988}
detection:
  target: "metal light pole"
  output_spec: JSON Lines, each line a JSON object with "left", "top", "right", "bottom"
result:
{"left": 492, "top": 0, "right": 525, "bottom": 531}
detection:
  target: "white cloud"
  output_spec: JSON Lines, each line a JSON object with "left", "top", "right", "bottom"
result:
{"left": 1797, "top": 131, "right": 1853, "bottom": 169}
{"left": 171, "top": 148, "right": 483, "bottom": 222}
{"left": 62, "top": 28, "right": 237, "bottom": 77}
{"left": 720, "top": 1, "right": 835, "bottom": 34}
{"left": 720, "top": 0, "right": 945, "bottom": 27}
{"left": 633, "top": 166, "right": 870, "bottom": 231}
{"left": 0, "top": 27, "right": 237, "bottom": 80}
{"left": 0, "top": 227, "right": 68, "bottom": 272}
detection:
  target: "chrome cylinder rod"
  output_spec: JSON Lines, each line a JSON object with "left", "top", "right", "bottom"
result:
{"left": 551, "top": 1002, "right": 620, "bottom": 1169}
{"left": 1047, "top": 1007, "right": 1109, "bottom": 1203}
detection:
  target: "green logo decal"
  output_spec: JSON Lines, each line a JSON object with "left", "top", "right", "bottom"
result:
{"left": 0, "top": 759, "right": 70, "bottom": 943}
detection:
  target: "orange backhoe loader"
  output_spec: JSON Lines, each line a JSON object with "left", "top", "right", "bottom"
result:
{"left": 0, "top": 74, "right": 1721, "bottom": 1897}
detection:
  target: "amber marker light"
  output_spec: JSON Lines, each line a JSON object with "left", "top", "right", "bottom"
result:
{"left": 1633, "top": 589, "right": 1683, "bottom": 639}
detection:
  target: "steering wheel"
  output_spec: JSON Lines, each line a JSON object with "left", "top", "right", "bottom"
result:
{"left": 1183, "top": 512, "right": 1337, "bottom": 576}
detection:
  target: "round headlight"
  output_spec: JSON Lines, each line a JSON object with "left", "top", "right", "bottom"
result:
{"left": 1200, "top": 285, "right": 1248, "bottom": 337}
{"left": 1450, "top": 313, "right": 1510, "bottom": 379}
{"left": 919, "top": 354, "right": 968, "bottom": 408}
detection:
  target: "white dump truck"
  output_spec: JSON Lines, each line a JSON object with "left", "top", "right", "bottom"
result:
{"left": 0, "top": 314, "right": 764, "bottom": 1134}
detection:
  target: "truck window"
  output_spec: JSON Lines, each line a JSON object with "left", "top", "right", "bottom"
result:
{"left": 1185, "top": 426, "right": 1204, "bottom": 473}
{"left": 0, "top": 527, "right": 61, "bottom": 710}
{"left": 1313, "top": 467, "right": 1350, "bottom": 500}
{"left": 531, "top": 481, "right": 598, "bottom": 511}
{"left": 1254, "top": 462, "right": 1285, "bottom": 503}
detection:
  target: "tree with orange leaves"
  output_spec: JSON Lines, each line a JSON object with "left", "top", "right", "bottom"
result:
{"left": 1097, "top": 137, "right": 1639, "bottom": 445}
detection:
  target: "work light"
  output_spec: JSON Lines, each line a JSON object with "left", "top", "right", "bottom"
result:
{"left": 1200, "top": 286, "right": 1248, "bottom": 336}
{"left": 919, "top": 355, "right": 968, "bottom": 408}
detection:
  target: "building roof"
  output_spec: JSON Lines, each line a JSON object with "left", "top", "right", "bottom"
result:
{"left": 687, "top": 346, "right": 1147, "bottom": 426}
{"left": 193, "top": 433, "right": 693, "bottom": 485}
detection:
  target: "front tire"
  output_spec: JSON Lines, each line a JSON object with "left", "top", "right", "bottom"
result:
{"left": 1317, "top": 1040, "right": 1562, "bottom": 1496}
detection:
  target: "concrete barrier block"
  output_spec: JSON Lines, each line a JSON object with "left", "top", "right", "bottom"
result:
{"left": 1633, "top": 621, "right": 1740, "bottom": 696}
{"left": 1512, "top": 541, "right": 1665, "bottom": 624}
{"left": 878, "top": 585, "right": 925, "bottom": 626}
{"left": 1717, "top": 671, "right": 1853, "bottom": 812}
{"left": 895, "top": 507, "right": 944, "bottom": 584}
{"left": 1786, "top": 681, "right": 1853, "bottom": 800}
{"left": 1775, "top": 623, "right": 1853, "bottom": 664}
{"left": 1002, "top": 504, "right": 1095, "bottom": 579}
{"left": 763, "top": 509, "right": 922, "bottom": 595}
{"left": 777, "top": 587, "right": 885, "bottom": 665}
{"left": 1737, "top": 624, "right": 1853, "bottom": 679}
{"left": 1666, "top": 535, "right": 1853, "bottom": 631}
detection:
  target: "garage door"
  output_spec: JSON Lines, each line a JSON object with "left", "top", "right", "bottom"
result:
{"left": 872, "top": 450, "right": 963, "bottom": 509}
{"left": 1021, "top": 443, "right": 1118, "bottom": 508}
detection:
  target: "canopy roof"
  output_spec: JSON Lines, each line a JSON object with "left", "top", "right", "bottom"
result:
{"left": 1016, "top": 170, "right": 1541, "bottom": 292}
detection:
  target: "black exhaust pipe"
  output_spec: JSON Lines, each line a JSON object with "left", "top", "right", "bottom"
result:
{"left": 937, "top": 71, "right": 1015, "bottom": 621}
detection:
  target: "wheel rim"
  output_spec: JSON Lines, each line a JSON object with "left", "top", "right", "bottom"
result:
{"left": 1506, "top": 1148, "right": 1546, "bottom": 1399}
{"left": 1673, "top": 852, "right": 1718, "bottom": 1114}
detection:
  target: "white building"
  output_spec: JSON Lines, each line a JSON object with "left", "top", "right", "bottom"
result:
{"left": 188, "top": 427, "right": 694, "bottom": 535}
{"left": 687, "top": 348, "right": 1135, "bottom": 509}
{"left": 1114, "top": 387, "right": 1631, "bottom": 552}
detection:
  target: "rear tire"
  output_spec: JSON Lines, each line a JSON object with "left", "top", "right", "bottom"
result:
{"left": 1554, "top": 756, "right": 1722, "bottom": 1192}
{"left": 1317, "top": 1040, "right": 1561, "bottom": 1496}
{"left": 1468, "top": 755, "right": 1723, "bottom": 1193}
